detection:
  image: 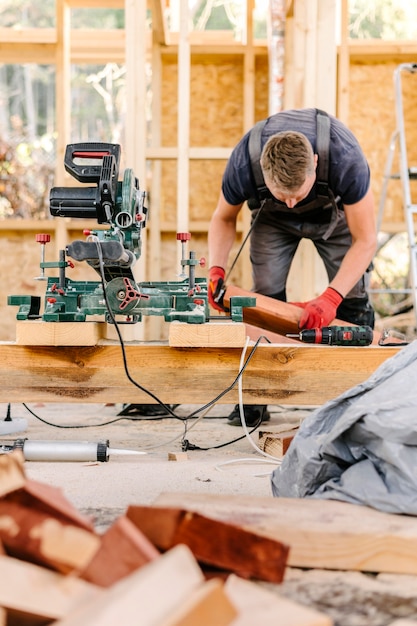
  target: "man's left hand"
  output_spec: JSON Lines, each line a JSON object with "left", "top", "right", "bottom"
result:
{"left": 291, "top": 287, "right": 343, "bottom": 329}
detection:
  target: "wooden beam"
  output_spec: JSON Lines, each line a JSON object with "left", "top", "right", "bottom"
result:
{"left": 67, "top": 0, "right": 124, "bottom": 6}
{"left": 70, "top": 29, "right": 125, "bottom": 62}
{"left": 337, "top": 0, "right": 350, "bottom": 123}
{"left": 150, "top": 0, "right": 169, "bottom": 45}
{"left": 240, "top": 0, "right": 256, "bottom": 291}
{"left": 156, "top": 492, "right": 417, "bottom": 575}
{"left": 0, "top": 41, "right": 55, "bottom": 64}
{"left": 0, "top": 341, "right": 399, "bottom": 406}
{"left": 145, "top": 147, "right": 232, "bottom": 159}
{"left": 347, "top": 39, "right": 417, "bottom": 62}
{"left": 176, "top": 0, "right": 191, "bottom": 242}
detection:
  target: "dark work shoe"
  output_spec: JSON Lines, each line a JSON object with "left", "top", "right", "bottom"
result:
{"left": 117, "top": 404, "right": 178, "bottom": 418}
{"left": 227, "top": 404, "right": 271, "bottom": 427}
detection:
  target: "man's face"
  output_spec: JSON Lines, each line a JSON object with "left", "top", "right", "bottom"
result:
{"left": 265, "top": 154, "right": 318, "bottom": 209}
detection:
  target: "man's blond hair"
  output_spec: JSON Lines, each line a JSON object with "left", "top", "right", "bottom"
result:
{"left": 260, "top": 131, "right": 315, "bottom": 192}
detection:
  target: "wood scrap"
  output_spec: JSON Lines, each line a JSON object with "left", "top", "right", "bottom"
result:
{"left": 258, "top": 424, "right": 299, "bottom": 458}
{"left": 161, "top": 577, "right": 238, "bottom": 626}
{"left": 125, "top": 505, "right": 289, "bottom": 583}
{"left": 79, "top": 515, "right": 160, "bottom": 587}
{"left": 168, "top": 451, "right": 188, "bottom": 461}
{"left": 225, "top": 574, "right": 333, "bottom": 626}
{"left": 0, "top": 554, "right": 101, "bottom": 623}
{"left": 0, "top": 452, "right": 100, "bottom": 574}
{"left": 154, "top": 492, "right": 417, "bottom": 575}
{"left": 52, "top": 545, "right": 208, "bottom": 626}
{"left": 0, "top": 499, "right": 100, "bottom": 574}
{"left": 0, "top": 450, "right": 26, "bottom": 497}
{"left": 7, "top": 470, "right": 95, "bottom": 532}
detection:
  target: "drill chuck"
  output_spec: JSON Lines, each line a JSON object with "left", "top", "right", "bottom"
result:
{"left": 291, "top": 325, "right": 373, "bottom": 346}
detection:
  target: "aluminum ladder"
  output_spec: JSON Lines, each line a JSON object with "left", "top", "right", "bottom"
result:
{"left": 374, "top": 62, "right": 417, "bottom": 324}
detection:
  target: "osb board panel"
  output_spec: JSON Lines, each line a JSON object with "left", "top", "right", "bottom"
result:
{"left": 349, "top": 61, "right": 417, "bottom": 226}
{"left": 1, "top": 229, "right": 52, "bottom": 343}
{"left": 159, "top": 160, "right": 228, "bottom": 224}
{"left": 161, "top": 54, "right": 245, "bottom": 146}
{"left": 1, "top": 227, "right": 107, "bottom": 342}
{"left": 159, "top": 54, "right": 268, "bottom": 224}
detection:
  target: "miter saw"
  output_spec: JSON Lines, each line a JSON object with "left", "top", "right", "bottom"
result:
{"left": 9, "top": 142, "right": 253, "bottom": 325}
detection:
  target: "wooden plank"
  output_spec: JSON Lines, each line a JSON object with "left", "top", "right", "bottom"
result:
{"left": 316, "top": 0, "right": 337, "bottom": 114}
{"left": 0, "top": 554, "right": 101, "bottom": 621}
{"left": 53, "top": 545, "right": 205, "bottom": 626}
{"left": 169, "top": 322, "right": 247, "bottom": 347}
{"left": 176, "top": 0, "right": 191, "bottom": 240}
{"left": 126, "top": 505, "right": 289, "bottom": 583}
{"left": 0, "top": 342, "right": 399, "bottom": 405}
{"left": 15, "top": 477, "right": 95, "bottom": 532}
{"left": 337, "top": 0, "right": 350, "bottom": 123}
{"left": 162, "top": 578, "right": 238, "bottom": 626}
{"left": 145, "top": 146, "right": 233, "bottom": 159}
{"left": 0, "top": 42, "right": 56, "bottom": 64}
{"left": 67, "top": 0, "right": 124, "bottom": 7}
{"left": 225, "top": 574, "right": 332, "bottom": 626}
{"left": 0, "top": 500, "right": 100, "bottom": 574}
{"left": 55, "top": 0, "right": 71, "bottom": 186}
{"left": 79, "top": 516, "right": 160, "bottom": 588}
{"left": 150, "top": 0, "right": 169, "bottom": 45}
{"left": 1, "top": 465, "right": 99, "bottom": 573}
{"left": 154, "top": 493, "right": 417, "bottom": 575}
{"left": 347, "top": 39, "right": 417, "bottom": 62}
{"left": 15, "top": 321, "right": 104, "bottom": 346}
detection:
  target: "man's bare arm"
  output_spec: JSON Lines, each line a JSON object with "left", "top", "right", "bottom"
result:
{"left": 208, "top": 191, "right": 243, "bottom": 270}
{"left": 329, "top": 188, "right": 377, "bottom": 297}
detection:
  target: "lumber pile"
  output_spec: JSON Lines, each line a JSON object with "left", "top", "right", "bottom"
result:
{"left": 0, "top": 451, "right": 332, "bottom": 626}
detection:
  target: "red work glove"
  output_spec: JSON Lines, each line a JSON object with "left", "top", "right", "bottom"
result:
{"left": 293, "top": 287, "right": 343, "bottom": 329}
{"left": 208, "top": 266, "right": 226, "bottom": 312}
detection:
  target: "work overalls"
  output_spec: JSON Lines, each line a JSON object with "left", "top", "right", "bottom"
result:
{"left": 247, "top": 112, "right": 375, "bottom": 328}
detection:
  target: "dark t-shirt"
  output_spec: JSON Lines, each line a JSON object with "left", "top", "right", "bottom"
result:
{"left": 221, "top": 108, "right": 370, "bottom": 208}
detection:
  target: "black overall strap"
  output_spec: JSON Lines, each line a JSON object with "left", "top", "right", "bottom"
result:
{"left": 248, "top": 119, "right": 269, "bottom": 203}
{"left": 248, "top": 110, "right": 333, "bottom": 207}
{"left": 315, "top": 108, "right": 331, "bottom": 201}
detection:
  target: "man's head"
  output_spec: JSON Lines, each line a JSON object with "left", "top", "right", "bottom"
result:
{"left": 260, "top": 131, "right": 318, "bottom": 208}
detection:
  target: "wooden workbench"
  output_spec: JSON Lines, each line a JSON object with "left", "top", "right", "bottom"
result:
{"left": 0, "top": 340, "right": 400, "bottom": 406}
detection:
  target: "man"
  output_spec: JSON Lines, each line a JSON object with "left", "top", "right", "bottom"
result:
{"left": 208, "top": 108, "right": 377, "bottom": 427}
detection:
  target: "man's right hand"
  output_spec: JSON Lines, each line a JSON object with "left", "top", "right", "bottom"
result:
{"left": 208, "top": 266, "right": 226, "bottom": 311}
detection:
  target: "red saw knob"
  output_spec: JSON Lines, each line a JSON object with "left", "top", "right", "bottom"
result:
{"left": 176, "top": 232, "right": 191, "bottom": 242}
{"left": 36, "top": 233, "right": 51, "bottom": 244}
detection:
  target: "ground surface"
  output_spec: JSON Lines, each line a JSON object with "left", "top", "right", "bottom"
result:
{"left": 2, "top": 400, "right": 417, "bottom": 626}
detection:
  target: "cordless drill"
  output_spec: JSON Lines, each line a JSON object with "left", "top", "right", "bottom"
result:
{"left": 288, "top": 325, "right": 373, "bottom": 346}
